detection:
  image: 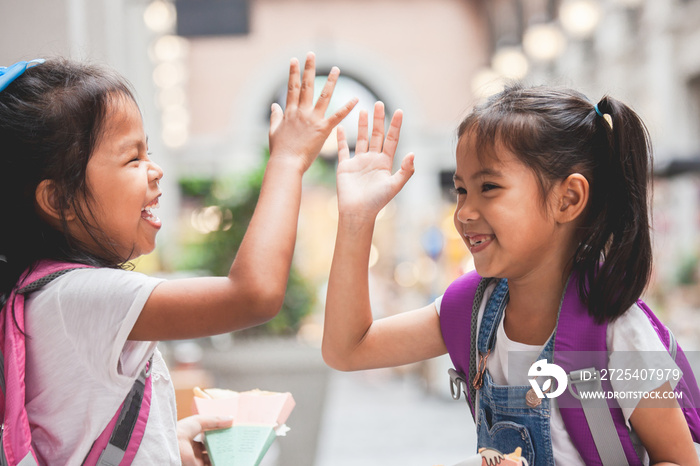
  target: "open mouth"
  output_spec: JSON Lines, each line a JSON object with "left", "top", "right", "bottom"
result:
{"left": 141, "top": 197, "right": 162, "bottom": 227}
{"left": 466, "top": 234, "right": 494, "bottom": 250}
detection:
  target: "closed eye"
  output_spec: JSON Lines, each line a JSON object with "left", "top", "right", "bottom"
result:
{"left": 452, "top": 186, "right": 467, "bottom": 196}
{"left": 129, "top": 151, "right": 152, "bottom": 164}
{"left": 482, "top": 183, "right": 499, "bottom": 192}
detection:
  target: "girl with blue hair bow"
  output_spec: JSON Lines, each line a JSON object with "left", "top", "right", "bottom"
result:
{"left": 0, "top": 55, "right": 356, "bottom": 465}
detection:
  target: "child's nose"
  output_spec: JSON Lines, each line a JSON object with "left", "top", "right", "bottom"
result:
{"left": 455, "top": 200, "right": 478, "bottom": 223}
{"left": 149, "top": 161, "right": 164, "bottom": 183}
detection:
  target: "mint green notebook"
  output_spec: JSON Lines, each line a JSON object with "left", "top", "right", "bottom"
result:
{"left": 205, "top": 426, "right": 277, "bottom": 466}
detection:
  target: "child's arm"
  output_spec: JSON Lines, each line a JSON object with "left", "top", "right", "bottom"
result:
{"left": 630, "top": 381, "right": 700, "bottom": 465}
{"left": 321, "top": 102, "right": 448, "bottom": 371}
{"left": 129, "top": 53, "right": 357, "bottom": 341}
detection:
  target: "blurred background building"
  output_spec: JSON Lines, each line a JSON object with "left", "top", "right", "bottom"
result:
{"left": 2, "top": 0, "right": 699, "bottom": 464}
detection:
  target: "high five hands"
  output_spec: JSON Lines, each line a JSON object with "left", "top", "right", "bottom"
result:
{"left": 269, "top": 52, "right": 358, "bottom": 173}
{"left": 335, "top": 102, "right": 415, "bottom": 222}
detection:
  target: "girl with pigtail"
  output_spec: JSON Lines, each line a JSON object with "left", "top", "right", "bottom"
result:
{"left": 322, "top": 85, "right": 700, "bottom": 465}
{"left": 0, "top": 54, "right": 356, "bottom": 465}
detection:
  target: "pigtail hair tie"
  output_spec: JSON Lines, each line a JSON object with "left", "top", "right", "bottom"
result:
{"left": 594, "top": 103, "right": 613, "bottom": 130}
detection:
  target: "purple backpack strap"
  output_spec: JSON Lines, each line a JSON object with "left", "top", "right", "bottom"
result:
{"left": 636, "top": 300, "right": 700, "bottom": 443}
{"left": 554, "top": 276, "right": 642, "bottom": 465}
{"left": 439, "top": 270, "right": 484, "bottom": 418}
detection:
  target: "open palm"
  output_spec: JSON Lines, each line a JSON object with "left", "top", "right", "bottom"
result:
{"left": 336, "top": 102, "right": 415, "bottom": 220}
{"left": 269, "top": 52, "right": 358, "bottom": 172}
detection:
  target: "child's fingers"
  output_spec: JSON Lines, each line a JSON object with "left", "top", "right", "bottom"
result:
{"left": 194, "top": 415, "right": 234, "bottom": 432}
{"left": 325, "top": 97, "right": 358, "bottom": 129}
{"left": 382, "top": 110, "right": 403, "bottom": 159}
{"left": 337, "top": 125, "right": 350, "bottom": 163}
{"left": 314, "top": 66, "right": 340, "bottom": 116}
{"left": 285, "top": 57, "right": 301, "bottom": 111}
{"left": 269, "top": 103, "right": 283, "bottom": 134}
{"left": 176, "top": 414, "right": 233, "bottom": 442}
{"left": 356, "top": 110, "right": 369, "bottom": 154}
{"left": 390, "top": 152, "right": 415, "bottom": 192}
{"left": 368, "top": 102, "right": 385, "bottom": 153}
{"left": 298, "top": 52, "right": 316, "bottom": 108}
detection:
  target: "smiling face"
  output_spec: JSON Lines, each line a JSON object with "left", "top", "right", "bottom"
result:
{"left": 68, "top": 96, "right": 163, "bottom": 261}
{"left": 452, "top": 133, "right": 565, "bottom": 281}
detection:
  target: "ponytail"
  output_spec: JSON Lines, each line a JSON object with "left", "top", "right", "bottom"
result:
{"left": 574, "top": 96, "right": 653, "bottom": 322}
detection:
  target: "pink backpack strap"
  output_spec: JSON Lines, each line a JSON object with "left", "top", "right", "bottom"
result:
{"left": 1, "top": 260, "right": 91, "bottom": 465}
{"left": 1, "top": 286, "right": 37, "bottom": 466}
{"left": 439, "top": 270, "right": 486, "bottom": 418}
{"left": 82, "top": 357, "right": 153, "bottom": 466}
{"left": 1, "top": 260, "right": 152, "bottom": 466}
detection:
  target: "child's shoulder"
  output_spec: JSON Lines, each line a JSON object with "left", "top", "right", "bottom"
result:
{"left": 33, "top": 265, "right": 164, "bottom": 303}
{"left": 53, "top": 265, "right": 155, "bottom": 282}
{"left": 607, "top": 301, "right": 667, "bottom": 353}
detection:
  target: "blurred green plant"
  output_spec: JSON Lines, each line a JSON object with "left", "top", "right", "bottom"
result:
{"left": 176, "top": 152, "right": 316, "bottom": 336}
{"left": 676, "top": 253, "right": 699, "bottom": 286}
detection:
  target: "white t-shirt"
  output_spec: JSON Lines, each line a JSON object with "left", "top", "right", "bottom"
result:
{"left": 24, "top": 267, "right": 180, "bottom": 465}
{"left": 436, "top": 282, "right": 680, "bottom": 465}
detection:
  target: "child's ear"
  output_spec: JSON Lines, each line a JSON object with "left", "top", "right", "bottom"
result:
{"left": 556, "top": 173, "right": 589, "bottom": 223}
{"left": 35, "top": 179, "right": 75, "bottom": 224}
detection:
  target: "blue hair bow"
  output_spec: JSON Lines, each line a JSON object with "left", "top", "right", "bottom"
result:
{"left": 0, "top": 59, "right": 45, "bottom": 92}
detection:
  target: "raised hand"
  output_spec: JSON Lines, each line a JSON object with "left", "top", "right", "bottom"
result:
{"left": 269, "top": 52, "right": 358, "bottom": 172}
{"left": 323, "top": 102, "right": 444, "bottom": 372}
{"left": 131, "top": 54, "right": 357, "bottom": 341}
{"left": 336, "top": 101, "right": 415, "bottom": 221}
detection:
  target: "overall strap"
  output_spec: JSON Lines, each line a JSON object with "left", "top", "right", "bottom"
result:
{"left": 440, "top": 270, "right": 487, "bottom": 418}
{"left": 553, "top": 275, "right": 641, "bottom": 466}
{"left": 471, "top": 279, "right": 511, "bottom": 392}
{"left": 475, "top": 278, "right": 509, "bottom": 356}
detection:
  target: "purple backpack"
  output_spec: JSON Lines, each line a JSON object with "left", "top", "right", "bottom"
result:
{"left": 0, "top": 260, "right": 152, "bottom": 466}
{"left": 440, "top": 270, "right": 700, "bottom": 465}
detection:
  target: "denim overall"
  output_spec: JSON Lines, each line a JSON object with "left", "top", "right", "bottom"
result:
{"left": 475, "top": 279, "right": 556, "bottom": 466}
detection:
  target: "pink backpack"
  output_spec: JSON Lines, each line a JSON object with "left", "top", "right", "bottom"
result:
{"left": 0, "top": 260, "right": 152, "bottom": 466}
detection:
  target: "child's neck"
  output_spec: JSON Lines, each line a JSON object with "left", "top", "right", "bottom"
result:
{"left": 502, "top": 272, "right": 568, "bottom": 346}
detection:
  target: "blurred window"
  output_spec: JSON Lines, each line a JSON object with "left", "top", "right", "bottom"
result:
{"left": 175, "top": 0, "right": 249, "bottom": 37}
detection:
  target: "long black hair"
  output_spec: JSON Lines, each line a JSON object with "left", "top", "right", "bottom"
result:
{"left": 458, "top": 84, "right": 653, "bottom": 322}
{"left": 0, "top": 58, "right": 138, "bottom": 309}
